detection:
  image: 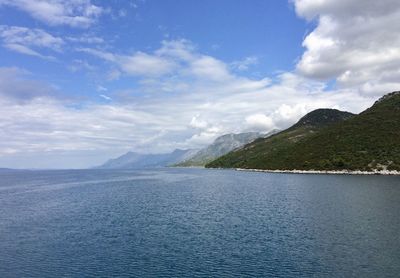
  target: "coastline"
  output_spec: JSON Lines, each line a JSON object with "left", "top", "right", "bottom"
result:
{"left": 235, "top": 168, "right": 400, "bottom": 176}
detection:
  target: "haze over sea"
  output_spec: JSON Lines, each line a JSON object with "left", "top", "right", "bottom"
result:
{"left": 1, "top": 168, "right": 399, "bottom": 277}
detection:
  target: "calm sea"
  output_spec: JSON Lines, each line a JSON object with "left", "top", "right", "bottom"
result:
{"left": 0, "top": 168, "right": 399, "bottom": 277}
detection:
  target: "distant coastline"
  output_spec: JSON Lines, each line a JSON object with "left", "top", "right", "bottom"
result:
{"left": 235, "top": 168, "right": 400, "bottom": 176}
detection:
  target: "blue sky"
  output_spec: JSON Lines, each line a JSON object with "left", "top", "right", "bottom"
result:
{"left": 0, "top": 0, "right": 399, "bottom": 168}
{"left": 0, "top": 0, "right": 307, "bottom": 99}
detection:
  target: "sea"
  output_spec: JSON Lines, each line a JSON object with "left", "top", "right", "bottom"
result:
{"left": 0, "top": 168, "right": 399, "bottom": 277}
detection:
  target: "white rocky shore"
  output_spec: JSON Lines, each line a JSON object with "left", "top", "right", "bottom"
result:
{"left": 235, "top": 168, "right": 400, "bottom": 176}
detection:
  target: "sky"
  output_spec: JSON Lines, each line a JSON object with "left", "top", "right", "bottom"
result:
{"left": 0, "top": 0, "right": 399, "bottom": 169}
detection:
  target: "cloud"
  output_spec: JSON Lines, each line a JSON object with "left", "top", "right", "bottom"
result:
{"left": 0, "top": 0, "right": 103, "bottom": 28}
{"left": 0, "top": 66, "right": 376, "bottom": 168}
{"left": 74, "top": 40, "right": 377, "bottom": 148}
{"left": 245, "top": 114, "right": 274, "bottom": 131}
{"left": 294, "top": 0, "right": 399, "bottom": 20}
{"left": 119, "top": 52, "right": 177, "bottom": 77}
{"left": 189, "top": 115, "right": 209, "bottom": 129}
{"left": 190, "top": 56, "right": 231, "bottom": 81}
{"left": 0, "top": 67, "right": 58, "bottom": 101}
{"left": 77, "top": 47, "right": 116, "bottom": 62}
{"left": 3, "top": 43, "right": 50, "bottom": 59}
{"left": 66, "top": 35, "right": 104, "bottom": 44}
{"left": 231, "top": 56, "right": 259, "bottom": 71}
{"left": 0, "top": 95, "right": 191, "bottom": 168}
{"left": 0, "top": 38, "right": 381, "bottom": 168}
{"left": 99, "top": 94, "right": 112, "bottom": 101}
{"left": 68, "top": 59, "right": 96, "bottom": 73}
{"left": 79, "top": 39, "right": 242, "bottom": 82}
{"left": 156, "top": 39, "right": 196, "bottom": 61}
{"left": 78, "top": 47, "right": 177, "bottom": 77}
{"left": 294, "top": 0, "right": 400, "bottom": 96}
{"left": 0, "top": 25, "right": 63, "bottom": 59}
{"left": 3, "top": 1, "right": 397, "bottom": 168}
{"left": 97, "top": 85, "right": 108, "bottom": 92}
{"left": 185, "top": 126, "right": 222, "bottom": 146}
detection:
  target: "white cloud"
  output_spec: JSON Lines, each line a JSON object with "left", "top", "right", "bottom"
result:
{"left": 77, "top": 47, "right": 176, "bottom": 77}
{"left": 96, "top": 85, "right": 107, "bottom": 92}
{"left": 0, "top": 0, "right": 103, "bottom": 28}
{"left": 190, "top": 56, "right": 231, "bottom": 81}
{"left": 245, "top": 114, "right": 274, "bottom": 131}
{"left": 67, "top": 35, "right": 104, "bottom": 44}
{"left": 0, "top": 25, "right": 63, "bottom": 58}
{"left": 0, "top": 36, "right": 381, "bottom": 168}
{"left": 99, "top": 94, "right": 112, "bottom": 101}
{"left": 77, "top": 47, "right": 116, "bottom": 61}
{"left": 3, "top": 43, "right": 50, "bottom": 59}
{"left": 3, "top": 1, "right": 398, "bottom": 168}
{"left": 156, "top": 39, "right": 196, "bottom": 61}
{"left": 294, "top": 0, "right": 400, "bottom": 96}
{"left": 106, "top": 69, "right": 121, "bottom": 81}
{"left": 119, "top": 52, "right": 177, "bottom": 77}
{"left": 68, "top": 59, "right": 96, "bottom": 73}
{"left": 73, "top": 40, "right": 378, "bottom": 154}
{"left": 0, "top": 68, "right": 375, "bottom": 169}
{"left": 185, "top": 126, "right": 222, "bottom": 146}
{"left": 231, "top": 56, "right": 259, "bottom": 71}
{"left": 190, "top": 115, "right": 209, "bottom": 129}
{"left": 79, "top": 39, "right": 240, "bottom": 81}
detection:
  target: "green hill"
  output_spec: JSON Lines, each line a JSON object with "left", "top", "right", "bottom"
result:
{"left": 206, "top": 91, "right": 400, "bottom": 171}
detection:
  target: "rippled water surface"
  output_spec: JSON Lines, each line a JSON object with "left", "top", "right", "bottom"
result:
{"left": 0, "top": 168, "right": 399, "bottom": 277}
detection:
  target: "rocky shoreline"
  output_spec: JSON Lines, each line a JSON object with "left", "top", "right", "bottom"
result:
{"left": 235, "top": 168, "right": 400, "bottom": 176}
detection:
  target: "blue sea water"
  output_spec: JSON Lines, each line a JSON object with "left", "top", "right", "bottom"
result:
{"left": 0, "top": 168, "right": 399, "bottom": 277}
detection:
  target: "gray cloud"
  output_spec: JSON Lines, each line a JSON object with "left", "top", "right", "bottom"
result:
{"left": 0, "top": 67, "right": 58, "bottom": 102}
{"left": 294, "top": 0, "right": 400, "bottom": 96}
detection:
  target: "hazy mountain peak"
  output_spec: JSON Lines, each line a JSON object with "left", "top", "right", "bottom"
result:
{"left": 176, "top": 131, "right": 277, "bottom": 167}
{"left": 96, "top": 149, "right": 197, "bottom": 169}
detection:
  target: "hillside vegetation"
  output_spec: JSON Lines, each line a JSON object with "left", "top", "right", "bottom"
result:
{"left": 206, "top": 92, "right": 400, "bottom": 171}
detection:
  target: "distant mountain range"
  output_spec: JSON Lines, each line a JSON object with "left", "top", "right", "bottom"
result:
{"left": 97, "top": 91, "right": 400, "bottom": 172}
{"left": 96, "top": 149, "right": 198, "bottom": 169}
{"left": 96, "top": 131, "right": 276, "bottom": 169}
{"left": 176, "top": 131, "right": 278, "bottom": 167}
{"left": 206, "top": 91, "right": 400, "bottom": 172}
